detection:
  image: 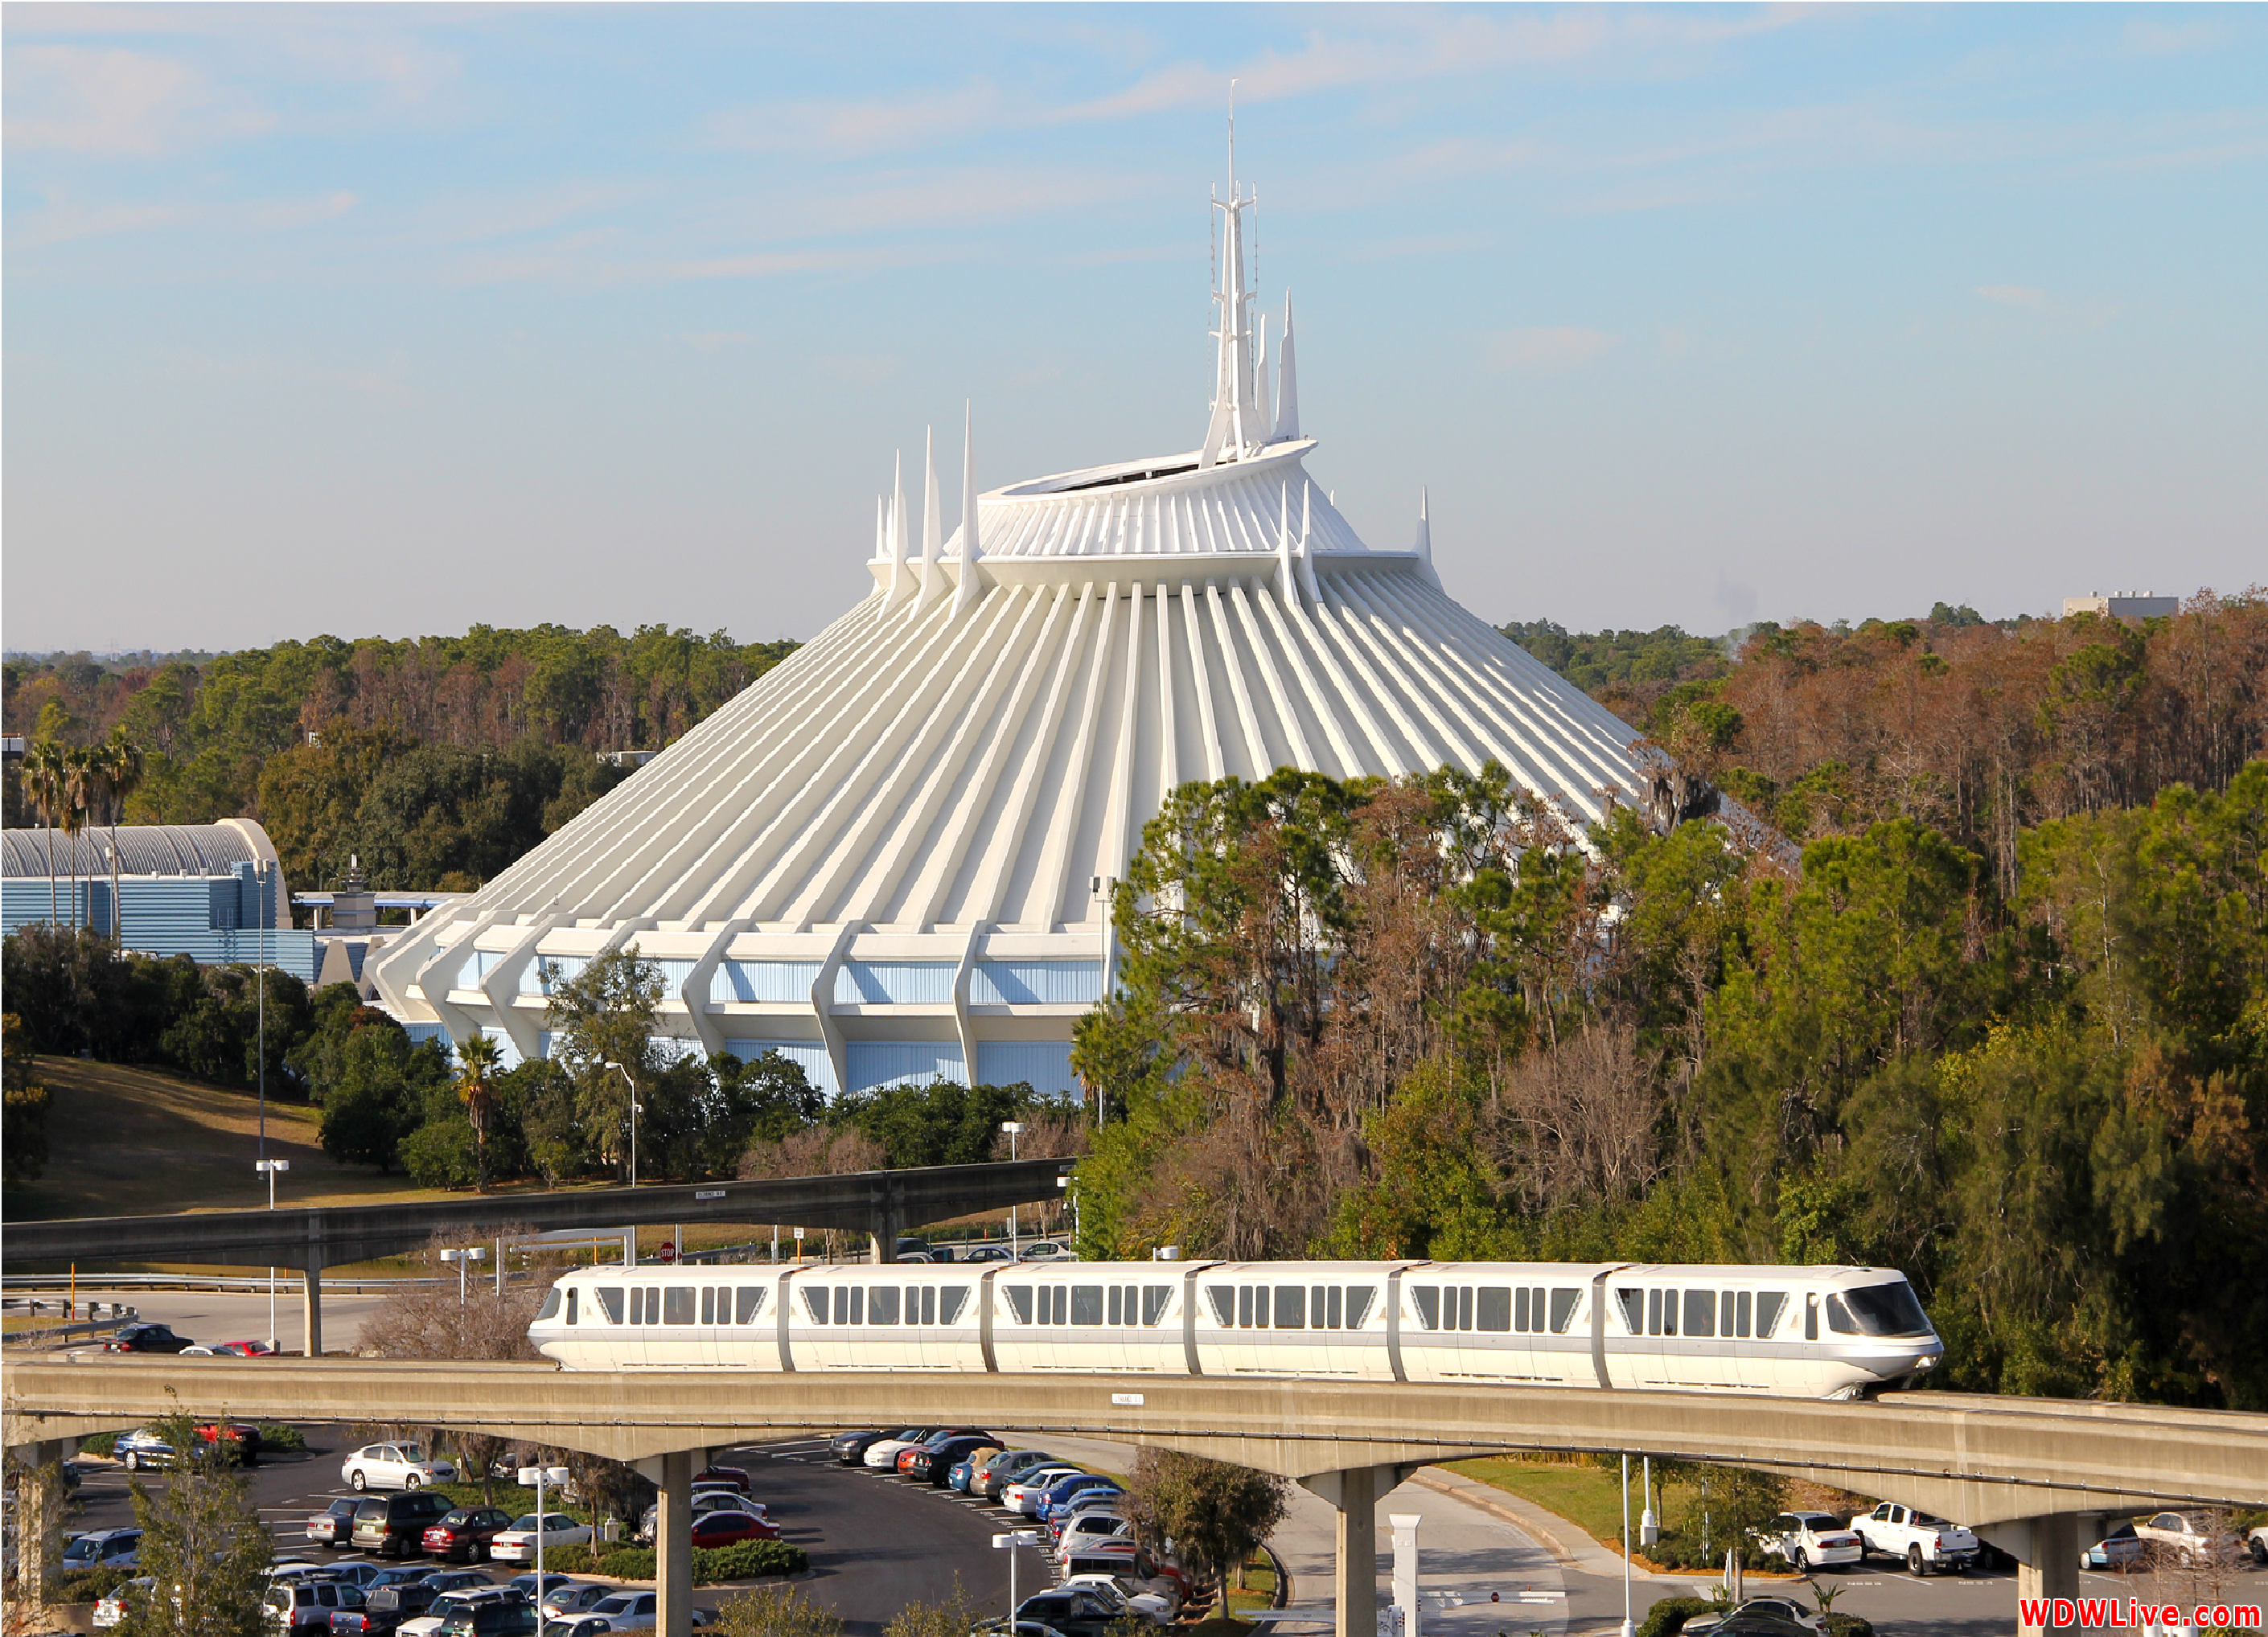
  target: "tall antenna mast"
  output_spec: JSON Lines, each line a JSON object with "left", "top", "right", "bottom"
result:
{"left": 1200, "top": 83, "right": 1263, "bottom": 469}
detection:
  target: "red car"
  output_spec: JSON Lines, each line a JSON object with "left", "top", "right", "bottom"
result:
{"left": 692, "top": 1465, "right": 753, "bottom": 1495}
{"left": 196, "top": 1422, "right": 264, "bottom": 1463}
{"left": 421, "top": 1507, "right": 517, "bottom": 1561}
{"left": 211, "top": 1340, "right": 277, "bottom": 1357}
{"left": 688, "top": 1512, "right": 779, "bottom": 1549}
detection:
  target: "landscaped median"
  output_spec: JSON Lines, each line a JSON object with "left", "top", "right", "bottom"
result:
{"left": 540, "top": 1540, "right": 807, "bottom": 1584}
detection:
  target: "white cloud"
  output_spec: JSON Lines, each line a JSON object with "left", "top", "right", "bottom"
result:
{"left": 1486, "top": 326, "right": 1620, "bottom": 375}
{"left": 1974, "top": 284, "right": 2121, "bottom": 328}
{"left": 2, "top": 43, "right": 265, "bottom": 153}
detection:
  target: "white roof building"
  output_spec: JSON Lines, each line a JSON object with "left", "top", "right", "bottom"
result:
{"left": 369, "top": 150, "right": 1648, "bottom": 1097}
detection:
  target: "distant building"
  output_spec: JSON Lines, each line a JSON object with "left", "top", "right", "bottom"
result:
{"left": 2064, "top": 593, "right": 2179, "bottom": 621}
{"left": 2, "top": 818, "right": 321, "bottom": 982}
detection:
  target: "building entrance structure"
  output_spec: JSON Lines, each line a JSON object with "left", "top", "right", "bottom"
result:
{"left": 366, "top": 147, "right": 1654, "bottom": 1097}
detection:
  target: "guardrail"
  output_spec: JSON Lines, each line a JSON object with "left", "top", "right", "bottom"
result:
{"left": 1, "top": 1313, "right": 137, "bottom": 1347}
{"left": 2, "top": 1273, "right": 458, "bottom": 1296}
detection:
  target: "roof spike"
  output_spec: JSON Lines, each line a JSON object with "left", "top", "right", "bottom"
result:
{"left": 1255, "top": 314, "right": 1272, "bottom": 444}
{"left": 881, "top": 450, "right": 912, "bottom": 610}
{"left": 1198, "top": 89, "right": 1262, "bottom": 468}
{"left": 1413, "top": 486, "right": 1443, "bottom": 589}
{"left": 918, "top": 425, "right": 943, "bottom": 607}
{"left": 1298, "top": 478, "right": 1321, "bottom": 603}
{"left": 1277, "top": 478, "right": 1300, "bottom": 606}
{"left": 1272, "top": 292, "right": 1300, "bottom": 441}
{"left": 954, "top": 400, "right": 982, "bottom": 617}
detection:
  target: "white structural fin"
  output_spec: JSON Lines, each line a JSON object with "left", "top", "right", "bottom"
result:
{"left": 918, "top": 425, "right": 943, "bottom": 608}
{"left": 1414, "top": 486, "right": 1442, "bottom": 588}
{"left": 1254, "top": 315, "right": 1273, "bottom": 445}
{"left": 1272, "top": 293, "right": 1300, "bottom": 442}
{"left": 1198, "top": 91, "right": 1263, "bottom": 469}
{"left": 1297, "top": 478, "right": 1321, "bottom": 602}
{"left": 954, "top": 400, "right": 982, "bottom": 617}
{"left": 1277, "top": 479, "right": 1300, "bottom": 606}
{"left": 870, "top": 495, "right": 888, "bottom": 596}
{"left": 882, "top": 450, "right": 913, "bottom": 611}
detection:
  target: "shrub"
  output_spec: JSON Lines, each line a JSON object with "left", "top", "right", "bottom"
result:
{"left": 51, "top": 1566, "right": 135, "bottom": 1603}
{"left": 80, "top": 1432, "right": 121, "bottom": 1458}
{"left": 1823, "top": 1618, "right": 1876, "bottom": 1637}
{"left": 595, "top": 1547, "right": 658, "bottom": 1580}
{"left": 581, "top": 1541, "right": 808, "bottom": 1584}
{"left": 257, "top": 1423, "right": 308, "bottom": 1452}
{"left": 1637, "top": 1598, "right": 1719, "bottom": 1637}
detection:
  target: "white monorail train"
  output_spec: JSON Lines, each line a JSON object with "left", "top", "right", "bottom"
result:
{"left": 529, "top": 1260, "right": 1943, "bottom": 1399}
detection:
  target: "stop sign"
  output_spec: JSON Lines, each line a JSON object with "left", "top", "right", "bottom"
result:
{"left": 658, "top": 1243, "right": 676, "bottom": 1264}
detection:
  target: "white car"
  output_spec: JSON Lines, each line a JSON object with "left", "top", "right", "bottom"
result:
{"left": 539, "top": 1586, "right": 614, "bottom": 1622}
{"left": 340, "top": 1442, "right": 458, "bottom": 1492}
{"left": 1056, "top": 1514, "right": 1132, "bottom": 1564}
{"left": 581, "top": 1593, "right": 713, "bottom": 1633}
{"left": 861, "top": 1430, "right": 940, "bottom": 1470}
{"left": 1003, "top": 1467, "right": 1084, "bottom": 1516}
{"left": 2132, "top": 1512, "right": 2241, "bottom": 1566}
{"left": 1759, "top": 1511, "right": 1864, "bottom": 1571}
{"left": 1853, "top": 1501, "right": 1978, "bottom": 1574}
{"left": 92, "top": 1578, "right": 155, "bottom": 1629}
{"left": 1059, "top": 1574, "right": 1175, "bottom": 1626}
{"left": 488, "top": 1514, "right": 593, "bottom": 1564}
{"left": 1016, "top": 1241, "right": 1076, "bottom": 1262}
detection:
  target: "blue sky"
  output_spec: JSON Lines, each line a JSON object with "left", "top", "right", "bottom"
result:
{"left": 6, "top": 3, "right": 2263, "bottom": 653}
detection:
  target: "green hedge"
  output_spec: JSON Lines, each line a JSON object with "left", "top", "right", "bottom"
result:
{"left": 79, "top": 1432, "right": 120, "bottom": 1459}
{"left": 1823, "top": 1616, "right": 1876, "bottom": 1637}
{"left": 568, "top": 1541, "right": 807, "bottom": 1584}
{"left": 1637, "top": 1598, "right": 1719, "bottom": 1637}
{"left": 257, "top": 1423, "right": 310, "bottom": 1453}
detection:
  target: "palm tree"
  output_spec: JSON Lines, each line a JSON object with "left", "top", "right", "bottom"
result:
{"left": 97, "top": 731, "right": 146, "bottom": 945}
{"left": 59, "top": 746, "right": 94, "bottom": 931}
{"left": 21, "top": 740, "right": 67, "bottom": 926}
{"left": 455, "top": 1034, "right": 503, "bottom": 1192}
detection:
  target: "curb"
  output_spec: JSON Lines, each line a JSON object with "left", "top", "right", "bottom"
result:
{"left": 1410, "top": 1468, "right": 1580, "bottom": 1568}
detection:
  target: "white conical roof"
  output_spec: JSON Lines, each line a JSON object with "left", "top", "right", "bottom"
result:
{"left": 369, "top": 149, "right": 1647, "bottom": 1101}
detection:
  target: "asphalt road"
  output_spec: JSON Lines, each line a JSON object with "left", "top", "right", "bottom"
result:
{"left": 64, "top": 1426, "right": 1052, "bottom": 1637}
{"left": 45, "top": 1289, "right": 392, "bottom": 1356}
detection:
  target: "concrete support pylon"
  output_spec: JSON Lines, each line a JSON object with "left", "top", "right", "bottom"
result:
{"left": 1300, "top": 1463, "right": 1413, "bottom": 1637}
{"left": 302, "top": 1255, "right": 324, "bottom": 1358}
{"left": 9, "top": 1439, "right": 70, "bottom": 1607}
{"left": 656, "top": 1450, "right": 695, "bottom": 1637}
{"left": 2003, "top": 1514, "right": 2082, "bottom": 1637}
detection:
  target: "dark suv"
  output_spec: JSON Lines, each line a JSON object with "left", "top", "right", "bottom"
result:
{"left": 350, "top": 1491, "right": 456, "bottom": 1557}
{"left": 434, "top": 1593, "right": 537, "bottom": 1637}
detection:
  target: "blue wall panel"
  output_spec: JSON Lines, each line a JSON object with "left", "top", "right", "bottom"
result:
{"left": 844, "top": 1040, "right": 965, "bottom": 1092}
{"left": 835, "top": 961, "right": 958, "bottom": 1006}
{"left": 975, "top": 1040, "right": 1079, "bottom": 1096}
{"left": 971, "top": 960, "right": 1104, "bottom": 1007}
{"left": 713, "top": 961, "right": 823, "bottom": 1003}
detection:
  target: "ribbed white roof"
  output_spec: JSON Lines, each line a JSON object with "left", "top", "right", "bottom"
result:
{"left": 368, "top": 150, "right": 1649, "bottom": 1072}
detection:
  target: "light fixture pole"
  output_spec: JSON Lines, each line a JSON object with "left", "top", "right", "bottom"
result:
{"left": 254, "top": 1158, "right": 290, "bottom": 1350}
{"left": 992, "top": 1529, "right": 1038, "bottom": 1629}
{"left": 520, "top": 1463, "right": 570, "bottom": 1598}
{"left": 440, "top": 1245, "right": 488, "bottom": 1306}
{"left": 1620, "top": 1451, "right": 1633, "bottom": 1637}
{"left": 1056, "top": 1175, "right": 1079, "bottom": 1249}
{"left": 603, "top": 1061, "right": 640, "bottom": 1186}
{"left": 1000, "top": 1122, "right": 1023, "bottom": 1259}
{"left": 257, "top": 860, "right": 270, "bottom": 1348}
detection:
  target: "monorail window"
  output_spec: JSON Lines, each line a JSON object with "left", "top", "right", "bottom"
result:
{"left": 1004, "top": 1286, "right": 1033, "bottom": 1324}
{"left": 1547, "top": 1288, "right": 1577, "bottom": 1332}
{"left": 1346, "top": 1286, "right": 1377, "bottom": 1328}
{"left": 1142, "top": 1286, "right": 1173, "bottom": 1326}
{"left": 1413, "top": 1287, "right": 1440, "bottom": 1331}
{"left": 628, "top": 1288, "right": 646, "bottom": 1325}
{"left": 596, "top": 1288, "right": 624, "bottom": 1325}
{"left": 1274, "top": 1286, "right": 1305, "bottom": 1328}
{"left": 803, "top": 1286, "right": 829, "bottom": 1324}
{"left": 664, "top": 1287, "right": 695, "bottom": 1325}
{"left": 1755, "top": 1291, "right": 1785, "bottom": 1335}
{"left": 1208, "top": 1286, "right": 1235, "bottom": 1327}
{"left": 1683, "top": 1290, "right": 1715, "bottom": 1337}
{"left": 537, "top": 1288, "right": 562, "bottom": 1322}
{"left": 918, "top": 1286, "right": 936, "bottom": 1325}
{"left": 736, "top": 1287, "right": 767, "bottom": 1325}
{"left": 1616, "top": 1289, "right": 1642, "bottom": 1333}
{"left": 1840, "top": 1281, "right": 1931, "bottom": 1337}
{"left": 1072, "top": 1286, "right": 1105, "bottom": 1325}
{"left": 1049, "top": 1286, "right": 1070, "bottom": 1324}
{"left": 1804, "top": 1294, "right": 1818, "bottom": 1340}
{"left": 871, "top": 1287, "right": 902, "bottom": 1325}
{"left": 1324, "top": 1286, "right": 1341, "bottom": 1329}
{"left": 1645, "top": 1289, "right": 1678, "bottom": 1336}
{"left": 1477, "top": 1288, "right": 1510, "bottom": 1331}
{"left": 1411, "top": 1286, "right": 1476, "bottom": 1331}
{"left": 566, "top": 1289, "right": 579, "bottom": 1326}
{"left": 1824, "top": 1293, "right": 1859, "bottom": 1335}
{"left": 701, "top": 1288, "right": 714, "bottom": 1325}
{"left": 939, "top": 1287, "right": 969, "bottom": 1324}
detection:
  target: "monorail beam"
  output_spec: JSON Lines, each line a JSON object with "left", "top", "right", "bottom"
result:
{"left": 7, "top": 1361, "right": 2263, "bottom": 1530}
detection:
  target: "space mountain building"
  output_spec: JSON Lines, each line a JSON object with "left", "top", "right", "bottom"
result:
{"left": 369, "top": 161, "right": 1649, "bottom": 1097}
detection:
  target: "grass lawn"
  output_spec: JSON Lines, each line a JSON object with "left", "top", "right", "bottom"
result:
{"left": 1446, "top": 1454, "right": 1650, "bottom": 1549}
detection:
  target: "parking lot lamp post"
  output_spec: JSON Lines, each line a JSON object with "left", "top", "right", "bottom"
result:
{"left": 1001, "top": 1122, "right": 1022, "bottom": 1257}
{"left": 992, "top": 1529, "right": 1038, "bottom": 1629}
{"left": 440, "top": 1246, "right": 487, "bottom": 1307}
{"left": 520, "top": 1464, "right": 569, "bottom": 1600}
{"left": 255, "top": 1159, "right": 290, "bottom": 1349}
{"left": 1056, "top": 1175, "right": 1079, "bottom": 1248}
{"left": 1620, "top": 1452, "right": 1633, "bottom": 1637}
{"left": 604, "top": 1061, "right": 640, "bottom": 1186}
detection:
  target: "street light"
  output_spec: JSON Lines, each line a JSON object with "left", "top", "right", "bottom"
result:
{"left": 439, "top": 1246, "right": 489, "bottom": 1307}
{"left": 255, "top": 1159, "right": 290, "bottom": 1351}
{"left": 992, "top": 1529, "right": 1039, "bottom": 1629}
{"left": 519, "top": 1463, "right": 571, "bottom": 1594}
{"left": 1000, "top": 1122, "right": 1023, "bottom": 1259}
{"left": 1056, "top": 1175, "right": 1079, "bottom": 1249}
{"left": 603, "top": 1061, "right": 640, "bottom": 1187}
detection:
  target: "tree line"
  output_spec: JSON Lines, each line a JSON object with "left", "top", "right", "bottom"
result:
{"left": 3, "top": 622, "right": 798, "bottom": 890}
{"left": 1070, "top": 757, "right": 2267, "bottom": 1411}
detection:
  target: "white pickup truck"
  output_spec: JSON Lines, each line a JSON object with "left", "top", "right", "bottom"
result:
{"left": 1854, "top": 1501, "right": 1980, "bottom": 1574}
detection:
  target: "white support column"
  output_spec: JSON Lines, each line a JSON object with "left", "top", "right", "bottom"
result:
{"left": 810, "top": 922, "right": 861, "bottom": 1099}
{"left": 1390, "top": 1513, "right": 1424, "bottom": 1637}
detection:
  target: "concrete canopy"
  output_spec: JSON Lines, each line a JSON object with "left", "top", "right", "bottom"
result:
{"left": 368, "top": 160, "right": 1647, "bottom": 1097}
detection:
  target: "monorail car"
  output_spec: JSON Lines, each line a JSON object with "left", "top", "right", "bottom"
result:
{"left": 528, "top": 1260, "right": 1943, "bottom": 1399}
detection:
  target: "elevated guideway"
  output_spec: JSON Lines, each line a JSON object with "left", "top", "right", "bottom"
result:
{"left": 8, "top": 1359, "right": 2263, "bottom": 1637}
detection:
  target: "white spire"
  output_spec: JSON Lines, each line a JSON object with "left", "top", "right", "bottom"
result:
{"left": 1199, "top": 88, "right": 1264, "bottom": 469}
{"left": 1254, "top": 314, "right": 1272, "bottom": 444}
{"left": 1277, "top": 479, "right": 1300, "bottom": 606}
{"left": 954, "top": 400, "right": 982, "bottom": 617}
{"left": 1272, "top": 292, "right": 1300, "bottom": 442}
{"left": 1413, "top": 486, "right": 1441, "bottom": 588}
{"left": 882, "top": 449, "right": 912, "bottom": 610}
{"left": 918, "top": 425, "right": 943, "bottom": 607}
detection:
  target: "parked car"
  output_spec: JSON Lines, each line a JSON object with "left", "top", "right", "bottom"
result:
{"left": 331, "top": 1570, "right": 451, "bottom": 1637}
{"left": 1853, "top": 1502, "right": 1979, "bottom": 1575}
{"left": 947, "top": 1448, "right": 1003, "bottom": 1493}
{"left": 320, "top": 1564, "right": 392, "bottom": 1592}
{"left": 2082, "top": 1523, "right": 2148, "bottom": 1573}
{"left": 2132, "top": 1512, "right": 2242, "bottom": 1566}
{"left": 828, "top": 1429, "right": 912, "bottom": 1467}
{"left": 103, "top": 1323, "right": 195, "bottom": 1353}
{"left": 92, "top": 1578, "right": 155, "bottom": 1629}
{"left": 580, "top": 1592, "right": 713, "bottom": 1633}
{"left": 1055, "top": 1513, "right": 1131, "bottom": 1562}
{"left": 1015, "top": 1588, "right": 1129, "bottom": 1637}
{"left": 421, "top": 1508, "right": 517, "bottom": 1563}
{"left": 61, "top": 1528, "right": 144, "bottom": 1572}
{"left": 398, "top": 1590, "right": 526, "bottom": 1637}
{"left": 688, "top": 1512, "right": 781, "bottom": 1549}
{"left": 269, "top": 1580, "right": 365, "bottom": 1635}
{"left": 1048, "top": 1491, "right": 1128, "bottom": 1544}
{"left": 506, "top": 1577, "right": 581, "bottom": 1605}
{"left": 114, "top": 1430, "right": 182, "bottom": 1471}
{"left": 636, "top": 1495, "right": 766, "bottom": 1542}
{"left": 906, "top": 1434, "right": 996, "bottom": 1484}
{"left": 343, "top": 1444, "right": 458, "bottom": 1491}
{"left": 971, "top": 1623, "right": 1069, "bottom": 1637}
{"left": 1038, "top": 1474, "right": 1123, "bottom": 1523}
{"left": 974, "top": 1450, "right": 1058, "bottom": 1500}
{"left": 488, "top": 1514, "right": 592, "bottom": 1565}
{"left": 435, "top": 1600, "right": 539, "bottom": 1637}
{"left": 1758, "top": 1512, "right": 1864, "bottom": 1571}
{"left": 960, "top": 1247, "right": 1014, "bottom": 1264}
{"left": 691, "top": 1465, "right": 754, "bottom": 1495}
{"left": 863, "top": 1428, "right": 955, "bottom": 1470}
{"left": 213, "top": 1340, "right": 280, "bottom": 1356}
{"left": 1003, "top": 1467, "right": 1086, "bottom": 1516}
{"left": 1057, "top": 1576, "right": 1175, "bottom": 1628}
{"left": 1682, "top": 1598, "right": 1827, "bottom": 1636}
{"left": 2249, "top": 1524, "right": 2268, "bottom": 1567}
{"left": 540, "top": 1619, "right": 612, "bottom": 1637}
{"left": 1016, "top": 1242, "right": 1073, "bottom": 1262}
{"left": 538, "top": 1585, "right": 614, "bottom": 1622}
{"left": 351, "top": 1491, "right": 458, "bottom": 1557}
{"left": 307, "top": 1500, "right": 363, "bottom": 1549}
